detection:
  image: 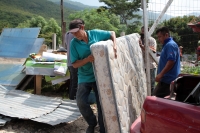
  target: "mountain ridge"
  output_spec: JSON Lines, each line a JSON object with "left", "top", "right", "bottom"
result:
{"left": 0, "top": 0, "right": 77, "bottom": 28}
{"left": 48, "top": 0, "right": 98, "bottom": 10}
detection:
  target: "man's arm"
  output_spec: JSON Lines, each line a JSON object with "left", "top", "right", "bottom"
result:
{"left": 72, "top": 55, "right": 94, "bottom": 68}
{"left": 139, "top": 38, "right": 145, "bottom": 51}
{"left": 140, "top": 37, "right": 157, "bottom": 52}
{"left": 110, "top": 31, "right": 117, "bottom": 58}
{"left": 155, "top": 60, "right": 175, "bottom": 82}
{"left": 72, "top": 30, "right": 117, "bottom": 68}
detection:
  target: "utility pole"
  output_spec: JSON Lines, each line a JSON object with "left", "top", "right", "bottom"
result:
{"left": 61, "top": 0, "right": 65, "bottom": 47}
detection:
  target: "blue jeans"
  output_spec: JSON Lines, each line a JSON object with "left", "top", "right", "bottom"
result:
{"left": 68, "top": 66, "right": 78, "bottom": 100}
{"left": 76, "top": 82, "right": 105, "bottom": 133}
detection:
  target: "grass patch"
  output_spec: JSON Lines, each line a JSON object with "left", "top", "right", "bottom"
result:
{"left": 182, "top": 66, "right": 200, "bottom": 75}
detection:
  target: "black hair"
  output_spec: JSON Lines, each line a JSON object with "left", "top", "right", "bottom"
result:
{"left": 156, "top": 27, "right": 170, "bottom": 36}
{"left": 141, "top": 26, "right": 149, "bottom": 31}
{"left": 76, "top": 18, "right": 85, "bottom": 25}
{"left": 69, "top": 19, "right": 85, "bottom": 30}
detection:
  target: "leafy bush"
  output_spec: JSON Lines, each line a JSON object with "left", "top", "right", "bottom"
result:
{"left": 182, "top": 65, "right": 200, "bottom": 75}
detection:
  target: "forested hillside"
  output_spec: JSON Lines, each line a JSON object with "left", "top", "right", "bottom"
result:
{"left": 48, "top": 0, "right": 97, "bottom": 11}
{"left": 0, "top": 0, "right": 76, "bottom": 28}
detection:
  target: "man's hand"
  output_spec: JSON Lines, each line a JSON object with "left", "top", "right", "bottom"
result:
{"left": 155, "top": 73, "right": 163, "bottom": 82}
{"left": 85, "top": 55, "right": 94, "bottom": 63}
{"left": 113, "top": 45, "right": 117, "bottom": 58}
{"left": 110, "top": 31, "right": 117, "bottom": 59}
{"left": 155, "top": 60, "right": 175, "bottom": 82}
{"left": 139, "top": 39, "right": 143, "bottom": 45}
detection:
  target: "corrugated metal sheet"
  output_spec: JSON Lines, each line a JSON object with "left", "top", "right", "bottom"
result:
{"left": 1, "top": 28, "right": 41, "bottom": 38}
{"left": 0, "top": 28, "right": 81, "bottom": 126}
{"left": 32, "top": 100, "right": 81, "bottom": 125}
{"left": 0, "top": 28, "right": 44, "bottom": 58}
{"left": 30, "top": 38, "right": 45, "bottom": 54}
{"left": 0, "top": 88, "right": 81, "bottom": 125}
{"left": 0, "top": 114, "right": 12, "bottom": 126}
{"left": 0, "top": 118, "right": 7, "bottom": 126}
{"left": 0, "top": 27, "right": 44, "bottom": 90}
{"left": 0, "top": 85, "right": 7, "bottom": 91}
{"left": 0, "top": 89, "right": 62, "bottom": 119}
{"left": 0, "top": 64, "right": 25, "bottom": 90}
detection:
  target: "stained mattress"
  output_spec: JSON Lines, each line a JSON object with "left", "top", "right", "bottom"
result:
{"left": 90, "top": 33, "right": 147, "bottom": 133}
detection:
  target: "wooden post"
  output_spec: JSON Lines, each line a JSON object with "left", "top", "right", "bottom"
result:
{"left": 52, "top": 33, "right": 56, "bottom": 50}
{"left": 63, "top": 22, "right": 66, "bottom": 47}
{"left": 61, "top": 0, "right": 64, "bottom": 28}
{"left": 61, "top": 0, "right": 65, "bottom": 47}
{"left": 34, "top": 75, "right": 42, "bottom": 95}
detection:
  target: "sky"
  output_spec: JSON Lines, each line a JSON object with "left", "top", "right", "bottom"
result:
{"left": 70, "top": 0, "right": 105, "bottom": 6}
{"left": 148, "top": 0, "right": 200, "bottom": 16}
{"left": 70, "top": 0, "right": 200, "bottom": 16}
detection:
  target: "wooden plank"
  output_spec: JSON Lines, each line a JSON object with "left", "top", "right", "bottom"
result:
{"left": 34, "top": 75, "right": 42, "bottom": 95}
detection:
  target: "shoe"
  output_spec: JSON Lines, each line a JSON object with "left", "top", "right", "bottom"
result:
{"left": 86, "top": 126, "right": 95, "bottom": 133}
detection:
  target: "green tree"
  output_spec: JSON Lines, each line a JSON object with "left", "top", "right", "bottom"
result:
{"left": 160, "top": 15, "right": 200, "bottom": 54}
{"left": 69, "top": 9, "right": 122, "bottom": 36}
{"left": 99, "top": 0, "right": 142, "bottom": 26}
{"left": 126, "top": 20, "right": 142, "bottom": 34}
{"left": 42, "top": 18, "right": 61, "bottom": 46}
{"left": 0, "top": 22, "right": 10, "bottom": 33}
{"left": 17, "top": 16, "right": 47, "bottom": 29}
{"left": 17, "top": 16, "right": 61, "bottom": 47}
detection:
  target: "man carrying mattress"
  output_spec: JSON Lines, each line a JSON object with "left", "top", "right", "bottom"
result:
{"left": 68, "top": 19, "right": 117, "bottom": 133}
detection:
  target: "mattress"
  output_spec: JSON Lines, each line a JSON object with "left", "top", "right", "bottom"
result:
{"left": 90, "top": 33, "right": 147, "bottom": 133}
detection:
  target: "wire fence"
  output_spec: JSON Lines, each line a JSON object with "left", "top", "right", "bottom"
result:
{"left": 147, "top": 0, "right": 200, "bottom": 21}
{"left": 145, "top": 0, "right": 200, "bottom": 72}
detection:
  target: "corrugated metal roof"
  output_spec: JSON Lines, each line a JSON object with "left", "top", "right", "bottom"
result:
{"left": 0, "top": 118, "right": 7, "bottom": 126}
{"left": 0, "top": 27, "right": 44, "bottom": 90}
{"left": 0, "top": 64, "right": 25, "bottom": 90}
{"left": 0, "top": 114, "right": 12, "bottom": 126}
{"left": 0, "top": 89, "right": 62, "bottom": 119}
{"left": 1, "top": 28, "right": 41, "bottom": 39}
{"left": 0, "top": 88, "right": 81, "bottom": 126}
{"left": 0, "top": 28, "right": 81, "bottom": 126}
{"left": 0, "top": 28, "right": 44, "bottom": 58}
{"left": 30, "top": 38, "right": 45, "bottom": 54}
{"left": 32, "top": 100, "right": 81, "bottom": 125}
